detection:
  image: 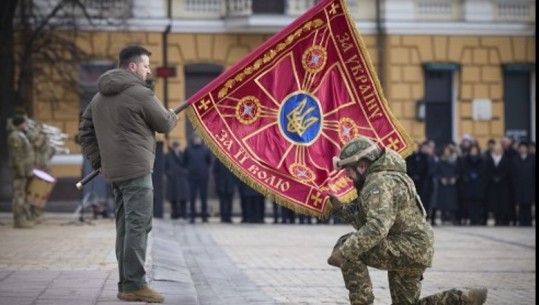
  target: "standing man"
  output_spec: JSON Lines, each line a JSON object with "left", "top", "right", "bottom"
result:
{"left": 7, "top": 116, "right": 35, "bottom": 228}
{"left": 327, "top": 136, "right": 487, "bottom": 305}
{"left": 213, "top": 159, "right": 237, "bottom": 223}
{"left": 79, "top": 45, "right": 177, "bottom": 303}
{"left": 500, "top": 136, "right": 518, "bottom": 225}
{"left": 238, "top": 180, "right": 259, "bottom": 223}
{"left": 183, "top": 132, "right": 212, "bottom": 223}
{"left": 164, "top": 141, "right": 189, "bottom": 219}
{"left": 511, "top": 141, "right": 535, "bottom": 226}
{"left": 405, "top": 141, "right": 430, "bottom": 213}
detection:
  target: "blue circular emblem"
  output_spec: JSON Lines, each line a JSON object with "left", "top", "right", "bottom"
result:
{"left": 278, "top": 91, "right": 322, "bottom": 145}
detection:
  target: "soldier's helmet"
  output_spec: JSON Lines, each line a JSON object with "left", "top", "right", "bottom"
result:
{"left": 332, "top": 136, "right": 381, "bottom": 170}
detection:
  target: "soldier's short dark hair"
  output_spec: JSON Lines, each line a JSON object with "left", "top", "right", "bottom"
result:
{"left": 118, "top": 45, "right": 152, "bottom": 68}
{"left": 12, "top": 115, "right": 26, "bottom": 127}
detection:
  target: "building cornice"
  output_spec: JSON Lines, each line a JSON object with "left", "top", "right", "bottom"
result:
{"left": 105, "top": 18, "right": 534, "bottom": 37}
{"left": 383, "top": 21, "right": 535, "bottom": 36}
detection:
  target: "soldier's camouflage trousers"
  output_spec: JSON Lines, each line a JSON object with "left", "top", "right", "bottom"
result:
{"left": 12, "top": 178, "right": 32, "bottom": 222}
{"left": 334, "top": 233, "right": 465, "bottom": 305}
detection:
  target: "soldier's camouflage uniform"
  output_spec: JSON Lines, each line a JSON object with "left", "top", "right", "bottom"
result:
{"left": 7, "top": 120, "right": 35, "bottom": 227}
{"left": 334, "top": 148, "right": 472, "bottom": 305}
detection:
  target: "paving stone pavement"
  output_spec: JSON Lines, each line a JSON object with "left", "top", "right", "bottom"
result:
{"left": 0, "top": 212, "right": 535, "bottom": 305}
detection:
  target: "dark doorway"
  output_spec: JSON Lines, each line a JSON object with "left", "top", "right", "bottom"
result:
{"left": 423, "top": 66, "right": 455, "bottom": 150}
{"left": 252, "top": 0, "right": 285, "bottom": 14}
{"left": 184, "top": 64, "right": 223, "bottom": 138}
{"left": 503, "top": 66, "right": 532, "bottom": 142}
{"left": 79, "top": 62, "right": 115, "bottom": 117}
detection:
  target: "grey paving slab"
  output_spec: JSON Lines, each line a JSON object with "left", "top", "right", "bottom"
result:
{"left": 1, "top": 212, "right": 536, "bottom": 305}
{"left": 151, "top": 219, "right": 200, "bottom": 305}
{"left": 169, "top": 218, "right": 535, "bottom": 305}
{"left": 167, "top": 219, "right": 276, "bottom": 305}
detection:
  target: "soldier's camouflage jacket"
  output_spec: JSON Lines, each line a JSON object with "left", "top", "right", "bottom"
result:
{"left": 7, "top": 121, "right": 35, "bottom": 179}
{"left": 336, "top": 148, "right": 434, "bottom": 268}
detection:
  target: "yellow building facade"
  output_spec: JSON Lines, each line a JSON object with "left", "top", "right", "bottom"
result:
{"left": 26, "top": 0, "right": 534, "bottom": 184}
{"left": 386, "top": 35, "right": 535, "bottom": 147}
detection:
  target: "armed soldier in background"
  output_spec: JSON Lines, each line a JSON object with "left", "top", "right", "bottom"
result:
{"left": 7, "top": 116, "right": 35, "bottom": 228}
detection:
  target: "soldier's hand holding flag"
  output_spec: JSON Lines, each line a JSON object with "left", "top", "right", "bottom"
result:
{"left": 328, "top": 194, "right": 344, "bottom": 216}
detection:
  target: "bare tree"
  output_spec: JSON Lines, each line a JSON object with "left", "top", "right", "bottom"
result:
{"left": 0, "top": 0, "right": 131, "bottom": 200}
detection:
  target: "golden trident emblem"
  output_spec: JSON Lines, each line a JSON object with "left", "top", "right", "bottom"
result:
{"left": 286, "top": 98, "right": 319, "bottom": 136}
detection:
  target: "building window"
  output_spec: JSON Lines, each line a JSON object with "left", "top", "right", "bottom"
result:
{"left": 415, "top": 0, "right": 462, "bottom": 21}
{"left": 79, "top": 0, "right": 133, "bottom": 18}
{"left": 494, "top": 0, "right": 535, "bottom": 22}
{"left": 252, "top": 0, "right": 285, "bottom": 14}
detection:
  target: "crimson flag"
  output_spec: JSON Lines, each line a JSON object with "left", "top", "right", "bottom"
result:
{"left": 185, "top": 0, "right": 413, "bottom": 218}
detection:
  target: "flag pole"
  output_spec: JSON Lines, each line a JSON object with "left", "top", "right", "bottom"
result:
{"left": 75, "top": 101, "right": 190, "bottom": 190}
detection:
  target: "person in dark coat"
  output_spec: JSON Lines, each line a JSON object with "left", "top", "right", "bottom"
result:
{"left": 238, "top": 180, "right": 258, "bottom": 223}
{"left": 253, "top": 193, "right": 266, "bottom": 223}
{"left": 281, "top": 205, "right": 296, "bottom": 224}
{"left": 500, "top": 136, "right": 518, "bottom": 225}
{"left": 434, "top": 144, "right": 460, "bottom": 225}
{"left": 459, "top": 144, "right": 486, "bottom": 225}
{"left": 298, "top": 213, "right": 312, "bottom": 224}
{"left": 484, "top": 143, "right": 512, "bottom": 226}
{"left": 272, "top": 201, "right": 281, "bottom": 223}
{"left": 424, "top": 140, "right": 439, "bottom": 225}
{"left": 405, "top": 141, "right": 431, "bottom": 212}
{"left": 165, "top": 141, "right": 189, "bottom": 219}
{"left": 511, "top": 141, "right": 536, "bottom": 226}
{"left": 213, "top": 159, "right": 237, "bottom": 223}
{"left": 78, "top": 45, "right": 177, "bottom": 302}
{"left": 183, "top": 133, "right": 212, "bottom": 223}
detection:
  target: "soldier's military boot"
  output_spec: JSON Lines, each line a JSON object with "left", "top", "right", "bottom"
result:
{"left": 33, "top": 216, "right": 43, "bottom": 224}
{"left": 120, "top": 287, "right": 164, "bottom": 303}
{"left": 327, "top": 249, "right": 345, "bottom": 268}
{"left": 14, "top": 218, "right": 34, "bottom": 229}
{"left": 461, "top": 287, "right": 487, "bottom": 305}
{"left": 31, "top": 213, "right": 43, "bottom": 224}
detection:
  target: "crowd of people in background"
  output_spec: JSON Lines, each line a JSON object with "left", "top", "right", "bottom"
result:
{"left": 165, "top": 133, "right": 535, "bottom": 227}
{"left": 406, "top": 135, "right": 535, "bottom": 227}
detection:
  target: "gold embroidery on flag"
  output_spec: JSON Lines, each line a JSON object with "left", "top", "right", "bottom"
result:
{"left": 302, "top": 45, "right": 327, "bottom": 74}
{"left": 236, "top": 96, "right": 261, "bottom": 125}
{"left": 218, "top": 19, "right": 326, "bottom": 99}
